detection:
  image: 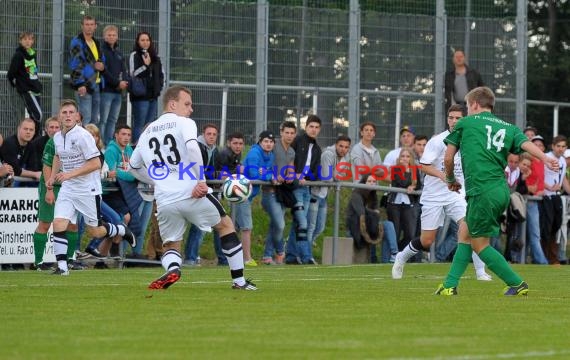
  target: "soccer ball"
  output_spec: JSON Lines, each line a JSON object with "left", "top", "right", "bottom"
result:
{"left": 222, "top": 175, "right": 252, "bottom": 203}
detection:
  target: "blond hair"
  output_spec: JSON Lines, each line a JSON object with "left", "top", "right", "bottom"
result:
{"left": 85, "top": 124, "right": 104, "bottom": 150}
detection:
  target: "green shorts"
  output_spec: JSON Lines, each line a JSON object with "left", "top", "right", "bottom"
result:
{"left": 465, "top": 184, "right": 509, "bottom": 238}
{"left": 37, "top": 184, "right": 60, "bottom": 223}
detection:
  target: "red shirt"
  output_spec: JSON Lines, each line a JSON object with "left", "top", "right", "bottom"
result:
{"left": 526, "top": 158, "right": 545, "bottom": 195}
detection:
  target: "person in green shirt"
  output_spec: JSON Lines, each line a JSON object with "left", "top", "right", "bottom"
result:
{"left": 437, "top": 86, "right": 559, "bottom": 296}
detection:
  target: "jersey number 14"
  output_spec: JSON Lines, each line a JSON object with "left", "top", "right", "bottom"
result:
{"left": 485, "top": 125, "right": 506, "bottom": 152}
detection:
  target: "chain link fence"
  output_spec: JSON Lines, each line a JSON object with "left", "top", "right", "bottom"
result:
{"left": 0, "top": 0, "right": 566, "bottom": 149}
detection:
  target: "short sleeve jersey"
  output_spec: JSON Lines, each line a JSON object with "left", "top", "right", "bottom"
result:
{"left": 444, "top": 111, "right": 528, "bottom": 196}
{"left": 420, "top": 130, "right": 465, "bottom": 203}
{"left": 53, "top": 125, "right": 102, "bottom": 195}
{"left": 129, "top": 113, "right": 199, "bottom": 208}
{"left": 39, "top": 137, "right": 56, "bottom": 186}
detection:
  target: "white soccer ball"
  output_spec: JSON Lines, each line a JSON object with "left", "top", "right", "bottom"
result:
{"left": 222, "top": 175, "right": 252, "bottom": 203}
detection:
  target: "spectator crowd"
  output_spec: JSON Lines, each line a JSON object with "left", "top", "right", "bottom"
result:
{"left": 1, "top": 18, "right": 569, "bottom": 271}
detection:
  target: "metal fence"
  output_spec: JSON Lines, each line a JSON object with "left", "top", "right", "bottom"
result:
{"left": 0, "top": 0, "right": 568, "bottom": 149}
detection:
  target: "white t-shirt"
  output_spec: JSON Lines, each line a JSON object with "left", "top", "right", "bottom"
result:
{"left": 53, "top": 125, "right": 102, "bottom": 195}
{"left": 544, "top": 151, "right": 567, "bottom": 196}
{"left": 419, "top": 130, "right": 464, "bottom": 204}
{"left": 130, "top": 113, "right": 201, "bottom": 208}
{"left": 383, "top": 147, "right": 401, "bottom": 167}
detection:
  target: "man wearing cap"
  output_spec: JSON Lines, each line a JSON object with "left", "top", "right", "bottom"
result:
{"left": 383, "top": 125, "right": 415, "bottom": 167}
{"left": 524, "top": 126, "right": 537, "bottom": 140}
{"left": 239, "top": 130, "right": 276, "bottom": 266}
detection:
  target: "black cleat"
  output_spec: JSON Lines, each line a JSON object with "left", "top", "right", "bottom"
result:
{"left": 121, "top": 223, "right": 136, "bottom": 248}
{"left": 51, "top": 267, "right": 69, "bottom": 276}
{"left": 85, "top": 246, "right": 106, "bottom": 259}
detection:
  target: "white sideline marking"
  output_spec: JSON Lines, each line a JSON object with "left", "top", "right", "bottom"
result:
{"left": 387, "top": 349, "right": 570, "bottom": 360}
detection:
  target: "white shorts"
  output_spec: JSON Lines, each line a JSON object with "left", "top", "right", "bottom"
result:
{"left": 157, "top": 193, "right": 224, "bottom": 243}
{"left": 54, "top": 191, "right": 101, "bottom": 227}
{"left": 420, "top": 200, "right": 466, "bottom": 231}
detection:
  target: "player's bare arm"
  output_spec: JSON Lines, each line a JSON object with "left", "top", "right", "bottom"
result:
{"left": 444, "top": 144, "right": 461, "bottom": 192}
{"left": 54, "top": 157, "right": 100, "bottom": 183}
{"left": 520, "top": 141, "right": 560, "bottom": 172}
{"left": 46, "top": 155, "right": 61, "bottom": 188}
{"left": 419, "top": 163, "right": 445, "bottom": 182}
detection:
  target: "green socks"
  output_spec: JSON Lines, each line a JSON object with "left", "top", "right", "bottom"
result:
{"left": 443, "top": 243, "right": 473, "bottom": 288}
{"left": 33, "top": 232, "right": 48, "bottom": 265}
{"left": 478, "top": 246, "right": 523, "bottom": 287}
{"left": 66, "top": 231, "right": 79, "bottom": 259}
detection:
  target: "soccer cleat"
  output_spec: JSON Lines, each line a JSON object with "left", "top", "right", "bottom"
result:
{"left": 148, "top": 268, "right": 181, "bottom": 290}
{"left": 476, "top": 272, "right": 493, "bottom": 281}
{"left": 51, "top": 267, "right": 69, "bottom": 276}
{"left": 85, "top": 246, "right": 106, "bottom": 259}
{"left": 31, "top": 262, "right": 53, "bottom": 271}
{"left": 504, "top": 281, "right": 528, "bottom": 296}
{"left": 391, "top": 253, "right": 405, "bottom": 279}
{"left": 232, "top": 279, "right": 257, "bottom": 291}
{"left": 121, "top": 223, "right": 137, "bottom": 248}
{"left": 245, "top": 259, "right": 258, "bottom": 267}
{"left": 434, "top": 284, "right": 457, "bottom": 296}
{"left": 68, "top": 261, "right": 87, "bottom": 270}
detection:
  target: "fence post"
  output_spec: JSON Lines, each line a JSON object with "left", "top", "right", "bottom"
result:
{"left": 220, "top": 85, "right": 229, "bottom": 148}
{"left": 51, "top": 0, "right": 64, "bottom": 114}
{"left": 332, "top": 182, "right": 341, "bottom": 265}
{"left": 348, "top": 0, "right": 361, "bottom": 142}
{"left": 256, "top": 0, "right": 269, "bottom": 135}
{"left": 434, "top": 0, "right": 446, "bottom": 134}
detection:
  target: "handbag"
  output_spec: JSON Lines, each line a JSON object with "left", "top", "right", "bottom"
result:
{"left": 128, "top": 76, "right": 146, "bottom": 97}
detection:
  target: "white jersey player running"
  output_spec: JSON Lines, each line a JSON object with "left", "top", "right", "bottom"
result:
{"left": 129, "top": 85, "right": 256, "bottom": 290}
{"left": 47, "top": 99, "right": 135, "bottom": 275}
{"left": 392, "top": 104, "right": 491, "bottom": 281}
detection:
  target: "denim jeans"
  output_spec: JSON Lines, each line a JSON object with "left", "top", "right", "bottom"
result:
{"left": 261, "top": 192, "right": 285, "bottom": 258}
{"left": 76, "top": 85, "right": 100, "bottom": 125}
{"left": 185, "top": 223, "right": 226, "bottom": 265}
{"left": 134, "top": 200, "right": 153, "bottom": 255}
{"left": 380, "top": 220, "right": 399, "bottom": 263}
{"left": 88, "top": 200, "right": 123, "bottom": 251}
{"left": 526, "top": 200, "right": 548, "bottom": 264}
{"left": 100, "top": 92, "right": 122, "bottom": 145}
{"left": 132, "top": 99, "right": 158, "bottom": 143}
{"left": 307, "top": 196, "right": 327, "bottom": 245}
{"left": 285, "top": 186, "right": 311, "bottom": 262}
{"left": 435, "top": 219, "right": 458, "bottom": 262}
{"left": 185, "top": 224, "right": 203, "bottom": 262}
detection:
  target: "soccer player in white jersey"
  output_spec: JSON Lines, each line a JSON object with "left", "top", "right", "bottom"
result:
{"left": 392, "top": 104, "right": 491, "bottom": 280}
{"left": 47, "top": 100, "right": 135, "bottom": 275}
{"left": 129, "top": 85, "right": 256, "bottom": 290}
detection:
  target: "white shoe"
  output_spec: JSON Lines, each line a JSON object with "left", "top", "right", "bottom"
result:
{"left": 391, "top": 253, "right": 405, "bottom": 280}
{"left": 476, "top": 272, "right": 493, "bottom": 281}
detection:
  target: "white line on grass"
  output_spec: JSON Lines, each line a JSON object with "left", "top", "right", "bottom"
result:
{"left": 388, "top": 349, "right": 570, "bottom": 360}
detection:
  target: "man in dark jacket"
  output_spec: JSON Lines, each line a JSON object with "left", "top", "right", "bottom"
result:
{"left": 444, "top": 49, "right": 484, "bottom": 112}
{"left": 7, "top": 31, "right": 43, "bottom": 132}
{"left": 285, "top": 114, "right": 322, "bottom": 264}
{"left": 0, "top": 118, "right": 40, "bottom": 185}
{"left": 100, "top": 25, "right": 128, "bottom": 145}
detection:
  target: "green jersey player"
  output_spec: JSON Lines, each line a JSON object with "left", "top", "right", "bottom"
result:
{"left": 436, "top": 86, "right": 559, "bottom": 296}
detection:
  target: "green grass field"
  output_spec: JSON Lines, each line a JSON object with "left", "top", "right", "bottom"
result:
{"left": 1, "top": 264, "right": 569, "bottom": 359}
